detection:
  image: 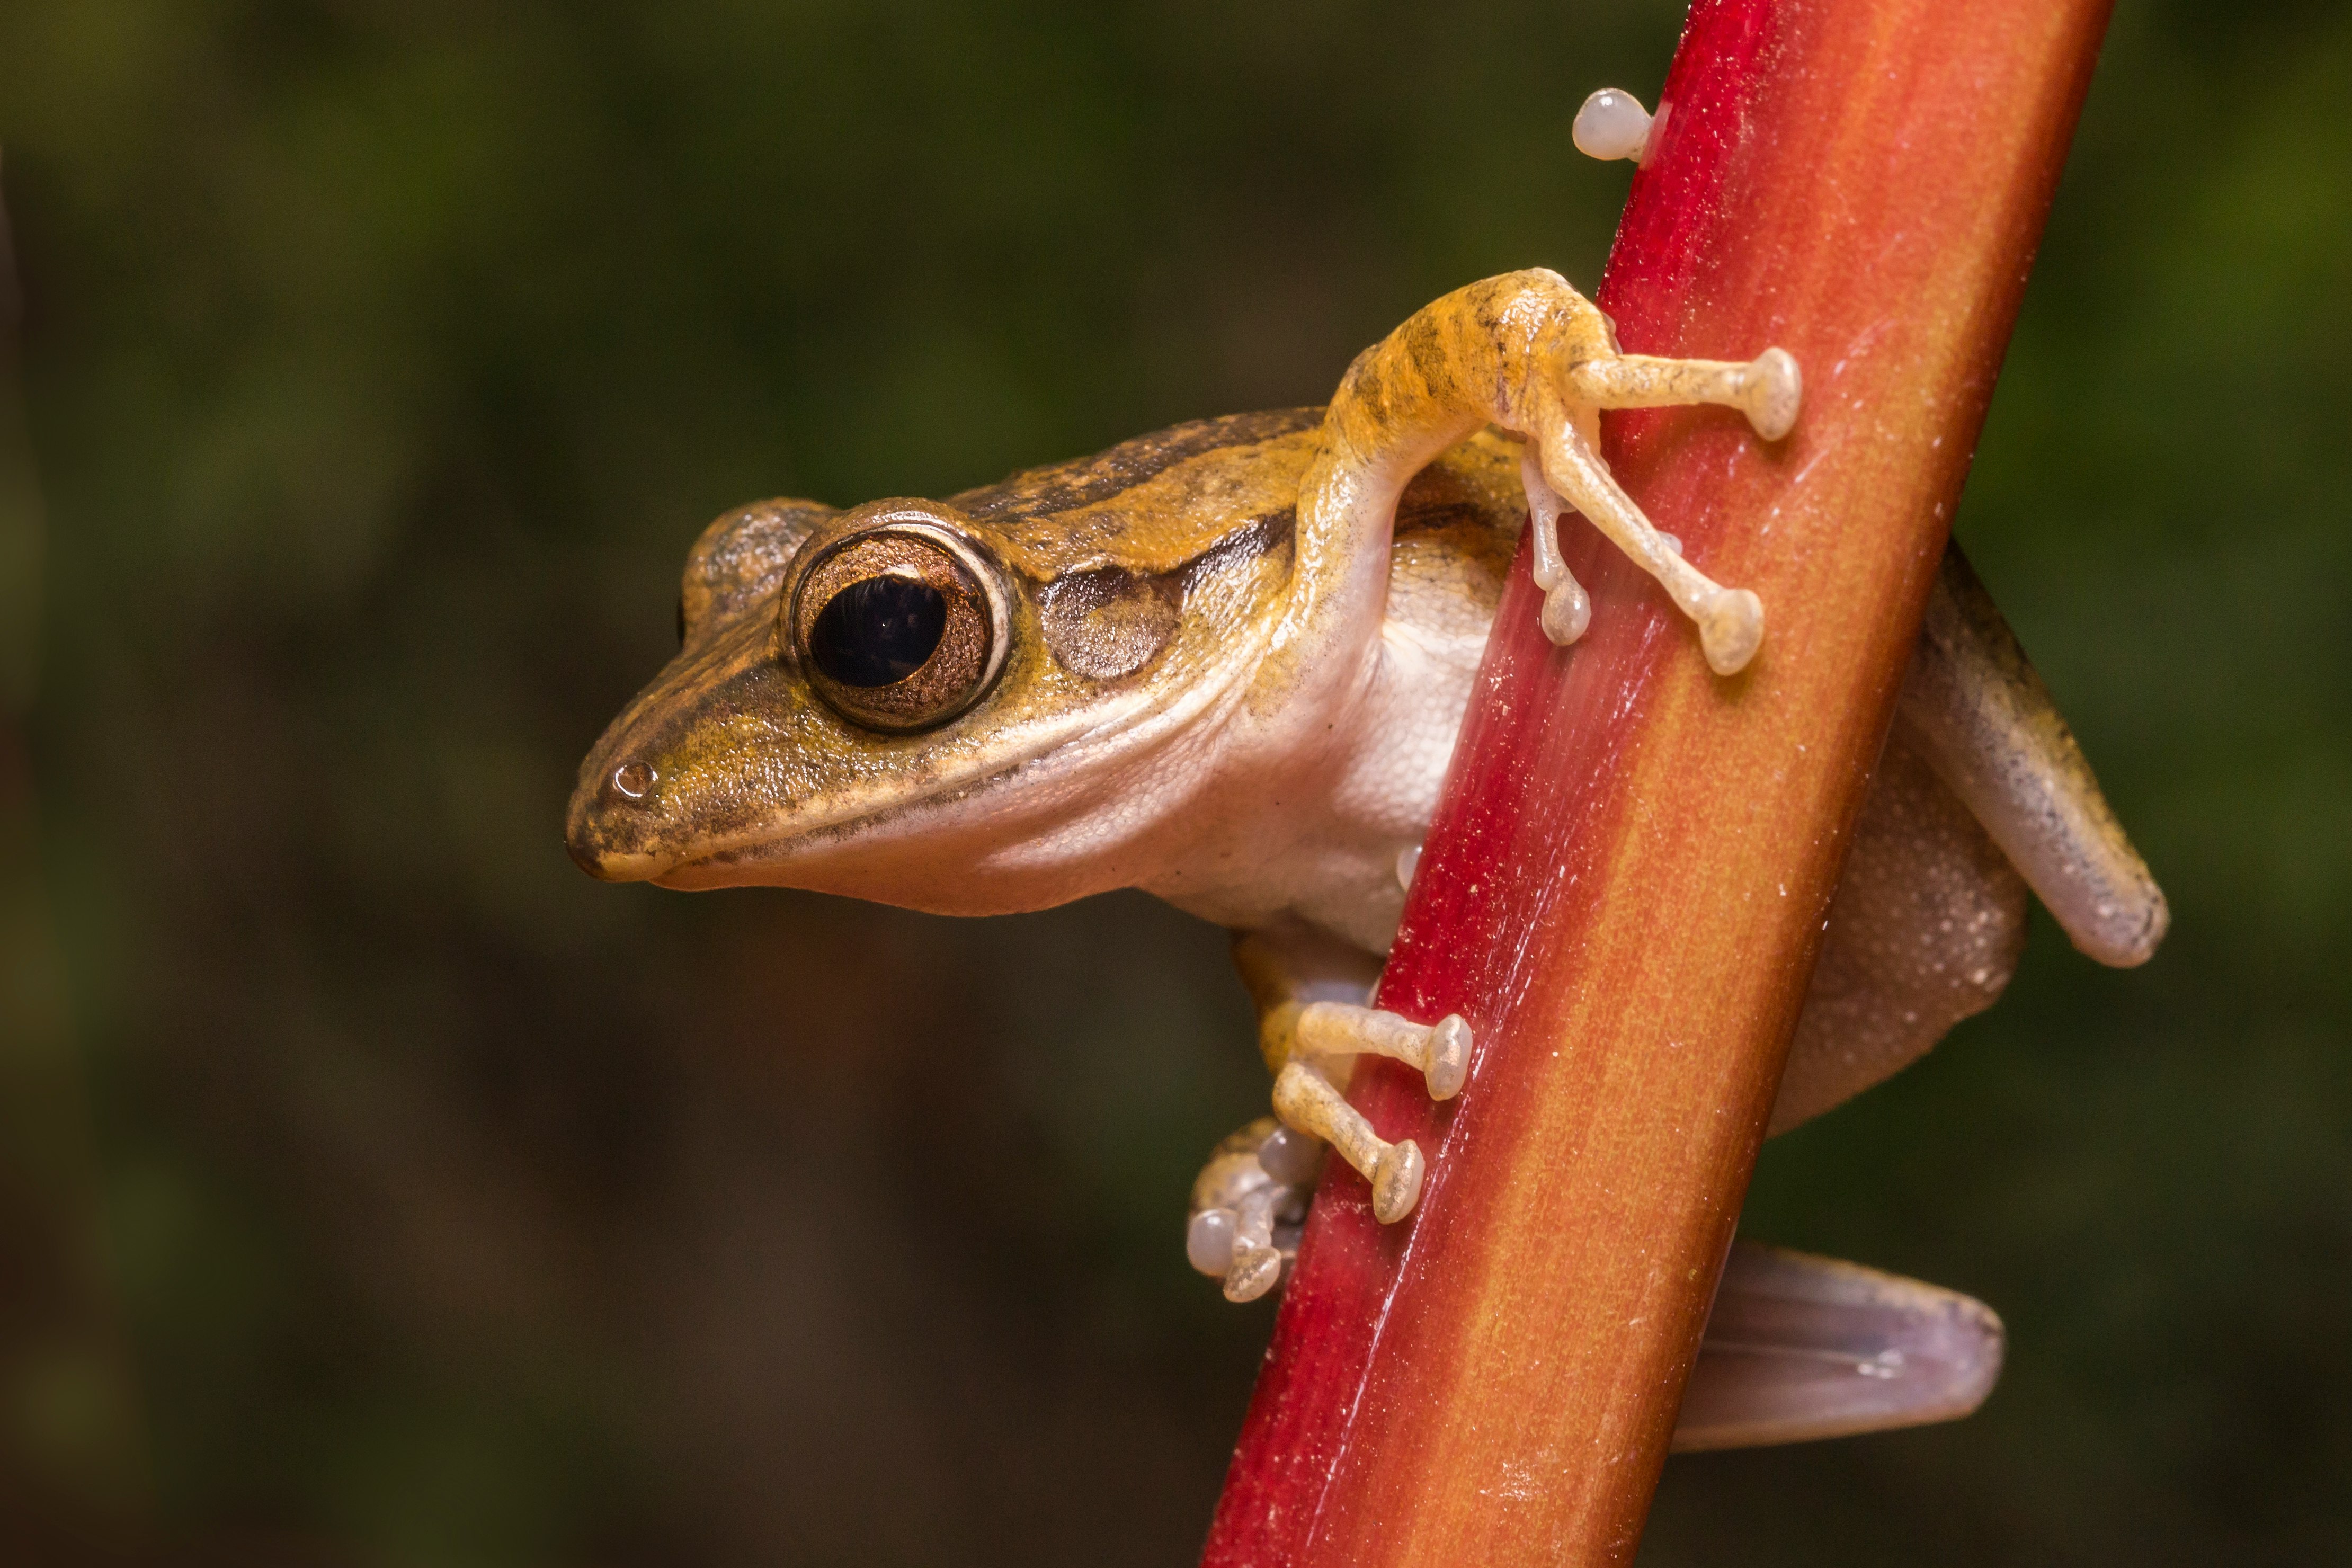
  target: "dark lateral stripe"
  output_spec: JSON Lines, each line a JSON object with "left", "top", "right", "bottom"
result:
{"left": 1175, "top": 506, "right": 1297, "bottom": 592}
{"left": 952, "top": 407, "right": 1325, "bottom": 522}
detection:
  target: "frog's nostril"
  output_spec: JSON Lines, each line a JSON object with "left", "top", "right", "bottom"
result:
{"left": 611, "top": 761, "right": 657, "bottom": 801}
{"left": 565, "top": 759, "right": 670, "bottom": 881}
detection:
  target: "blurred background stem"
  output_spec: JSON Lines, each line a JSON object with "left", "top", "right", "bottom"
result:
{"left": 0, "top": 154, "right": 152, "bottom": 1563}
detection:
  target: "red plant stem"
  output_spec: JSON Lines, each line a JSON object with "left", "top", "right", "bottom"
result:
{"left": 1200, "top": 1, "right": 2112, "bottom": 1563}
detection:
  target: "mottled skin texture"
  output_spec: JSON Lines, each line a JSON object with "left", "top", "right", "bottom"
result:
{"left": 568, "top": 274, "right": 2165, "bottom": 1423}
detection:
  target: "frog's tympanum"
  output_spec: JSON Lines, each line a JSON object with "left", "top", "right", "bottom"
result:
{"left": 569, "top": 268, "right": 2165, "bottom": 1450}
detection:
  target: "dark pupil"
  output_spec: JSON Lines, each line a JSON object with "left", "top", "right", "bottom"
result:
{"left": 809, "top": 574, "right": 948, "bottom": 687}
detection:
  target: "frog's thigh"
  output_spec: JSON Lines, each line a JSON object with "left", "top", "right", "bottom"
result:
{"left": 1769, "top": 544, "right": 2167, "bottom": 1133}
{"left": 1769, "top": 730, "right": 2026, "bottom": 1136}
{"left": 1899, "top": 544, "right": 2168, "bottom": 968}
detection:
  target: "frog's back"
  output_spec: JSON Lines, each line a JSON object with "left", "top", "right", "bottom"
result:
{"left": 678, "top": 409, "right": 1520, "bottom": 667}
{"left": 946, "top": 410, "right": 1523, "bottom": 648}
{"left": 948, "top": 408, "right": 1325, "bottom": 582}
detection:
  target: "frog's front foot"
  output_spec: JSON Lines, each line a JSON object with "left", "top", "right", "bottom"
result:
{"left": 1188, "top": 1118, "right": 1320, "bottom": 1303}
{"left": 1270, "top": 1003, "right": 1468, "bottom": 1225}
{"left": 1516, "top": 340, "right": 1799, "bottom": 674}
{"left": 1190, "top": 1003, "right": 1474, "bottom": 1299}
{"left": 1271, "top": 1059, "right": 1429, "bottom": 1224}
{"left": 1296, "top": 1000, "right": 1471, "bottom": 1101}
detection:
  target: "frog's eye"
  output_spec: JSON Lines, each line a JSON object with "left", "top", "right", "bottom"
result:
{"left": 786, "top": 518, "right": 1009, "bottom": 732}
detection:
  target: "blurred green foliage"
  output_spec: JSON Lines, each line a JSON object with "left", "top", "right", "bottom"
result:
{"left": 0, "top": 1, "right": 2345, "bottom": 1563}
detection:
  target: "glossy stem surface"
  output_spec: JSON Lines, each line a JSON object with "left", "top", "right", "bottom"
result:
{"left": 1200, "top": 1, "right": 2112, "bottom": 1563}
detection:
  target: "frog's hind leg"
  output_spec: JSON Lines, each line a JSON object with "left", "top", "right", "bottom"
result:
{"left": 1899, "top": 543, "right": 2168, "bottom": 968}
{"left": 1771, "top": 719, "right": 2026, "bottom": 1133}
{"left": 1195, "top": 1118, "right": 2017, "bottom": 1453}
{"left": 1671, "top": 1242, "right": 2005, "bottom": 1450}
{"left": 1769, "top": 542, "right": 2167, "bottom": 1133}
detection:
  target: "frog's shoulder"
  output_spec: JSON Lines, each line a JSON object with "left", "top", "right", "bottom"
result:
{"left": 950, "top": 408, "right": 1324, "bottom": 580}
{"left": 1387, "top": 427, "right": 1524, "bottom": 643}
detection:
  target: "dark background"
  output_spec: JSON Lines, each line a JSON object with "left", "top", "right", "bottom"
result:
{"left": 1, "top": 1, "right": 2346, "bottom": 1563}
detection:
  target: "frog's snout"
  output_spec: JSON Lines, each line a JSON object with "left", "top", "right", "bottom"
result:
{"left": 565, "top": 758, "right": 675, "bottom": 883}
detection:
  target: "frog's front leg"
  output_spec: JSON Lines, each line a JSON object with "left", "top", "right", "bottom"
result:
{"left": 1242, "top": 926, "right": 1468, "bottom": 1232}
{"left": 1185, "top": 926, "right": 1466, "bottom": 1299}
{"left": 1292, "top": 268, "right": 1797, "bottom": 690}
{"left": 1517, "top": 349, "right": 1798, "bottom": 664}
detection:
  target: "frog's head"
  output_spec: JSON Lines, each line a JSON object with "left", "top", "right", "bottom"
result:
{"left": 565, "top": 413, "right": 1317, "bottom": 914}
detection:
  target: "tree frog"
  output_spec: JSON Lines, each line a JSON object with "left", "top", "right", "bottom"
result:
{"left": 567, "top": 269, "right": 2164, "bottom": 1449}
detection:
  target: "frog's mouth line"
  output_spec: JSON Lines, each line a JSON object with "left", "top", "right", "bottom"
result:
{"left": 581, "top": 651, "right": 1258, "bottom": 896}
{"left": 570, "top": 501, "right": 1313, "bottom": 893}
